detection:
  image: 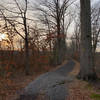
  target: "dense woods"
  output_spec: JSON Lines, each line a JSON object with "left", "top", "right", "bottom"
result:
{"left": 0, "top": 0, "right": 100, "bottom": 100}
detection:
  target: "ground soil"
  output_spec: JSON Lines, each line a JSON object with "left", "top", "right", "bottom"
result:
{"left": 0, "top": 60, "right": 100, "bottom": 100}
{"left": 67, "top": 61, "right": 100, "bottom": 100}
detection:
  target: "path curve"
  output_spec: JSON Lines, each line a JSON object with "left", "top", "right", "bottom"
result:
{"left": 16, "top": 60, "right": 75, "bottom": 100}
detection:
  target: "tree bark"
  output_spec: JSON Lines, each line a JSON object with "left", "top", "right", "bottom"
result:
{"left": 78, "top": 0, "right": 97, "bottom": 81}
{"left": 54, "top": 0, "right": 67, "bottom": 65}
{"left": 25, "top": 36, "right": 29, "bottom": 75}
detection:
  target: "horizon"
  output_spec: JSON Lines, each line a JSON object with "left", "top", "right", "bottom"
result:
{"left": 0, "top": 0, "right": 100, "bottom": 51}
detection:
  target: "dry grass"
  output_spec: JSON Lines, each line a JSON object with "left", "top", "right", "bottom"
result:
{"left": 0, "top": 59, "right": 100, "bottom": 100}
{"left": 67, "top": 61, "right": 100, "bottom": 100}
{"left": 68, "top": 79, "right": 93, "bottom": 100}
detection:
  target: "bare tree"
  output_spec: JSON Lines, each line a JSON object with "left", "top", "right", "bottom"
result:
{"left": 72, "top": 23, "right": 80, "bottom": 53}
{"left": 72, "top": 1, "right": 100, "bottom": 58}
{"left": 92, "top": 7, "right": 100, "bottom": 54}
{"left": 78, "top": 0, "right": 97, "bottom": 80}
{"left": 0, "top": 0, "right": 31, "bottom": 75}
{"left": 36, "top": 0, "right": 74, "bottom": 65}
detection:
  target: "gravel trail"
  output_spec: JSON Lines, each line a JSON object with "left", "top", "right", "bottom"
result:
{"left": 16, "top": 60, "right": 75, "bottom": 100}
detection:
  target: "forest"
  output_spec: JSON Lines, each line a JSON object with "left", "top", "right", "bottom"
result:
{"left": 0, "top": 0, "right": 100, "bottom": 100}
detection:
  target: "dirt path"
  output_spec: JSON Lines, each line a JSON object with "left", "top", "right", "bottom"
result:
{"left": 15, "top": 60, "right": 75, "bottom": 100}
{"left": 67, "top": 61, "right": 100, "bottom": 100}
{"left": 55, "top": 60, "right": 75, "bottom": 76}
{"left": 1, "top": 60, "right": 99, "bottom": 100}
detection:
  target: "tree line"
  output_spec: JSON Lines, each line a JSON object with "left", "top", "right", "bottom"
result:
{"left": 0, "top": 0, "right": 99, "bottom": 80}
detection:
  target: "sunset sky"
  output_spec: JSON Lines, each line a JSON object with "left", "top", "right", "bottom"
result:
{"left": 0, "top": 0, "right": 99, "bottom": 50}
{"left": 0, "top": 34, "right": 7, "bottom": 41}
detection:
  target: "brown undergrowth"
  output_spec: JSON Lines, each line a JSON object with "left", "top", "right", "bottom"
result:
{"left": 67, "top": 61, "right": 100, "bottom": 100}
{"left": 0, "top": 60, "right": 100, "bottom": 100}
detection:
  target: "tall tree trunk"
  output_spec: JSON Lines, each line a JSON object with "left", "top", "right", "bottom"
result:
{"left": 25, "top": 36, "right": 29, "bottom": 75}
{"left": 54, "top": 0, "right": 66, "bottom": 65}
{"left": 78, "top": 0, "right": 97, "bottom": 80}
{"left": 24, "top": 16, "right": 30, "bottom": 75}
